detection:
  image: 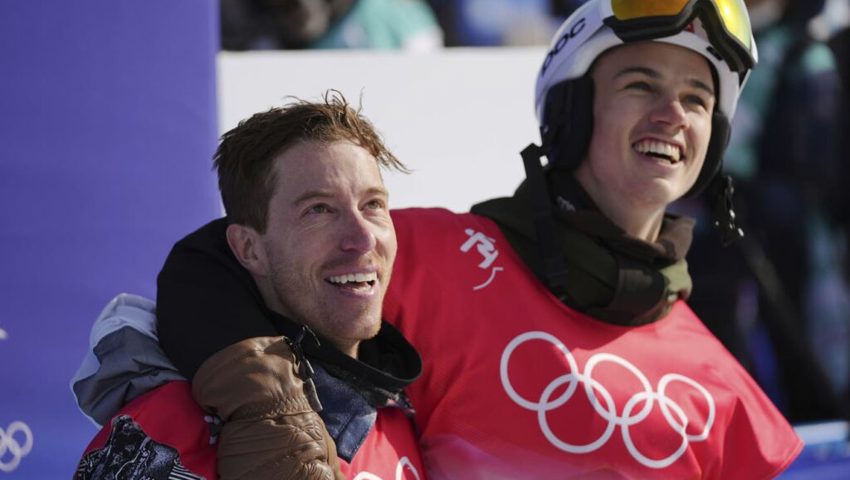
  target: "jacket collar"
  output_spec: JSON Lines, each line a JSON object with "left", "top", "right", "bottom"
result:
{"left": 471, "top": 171, "right": 695, "bottom": 326}
{"left": 313, "top": 321, "right": 420, "bottom": 462}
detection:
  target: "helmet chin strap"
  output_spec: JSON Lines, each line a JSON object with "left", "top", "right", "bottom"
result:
{"left": 706, "top": 173, "right": 745, "bottom": 245}
{"left": 521, "top": 143, "right": 570, "bottom": 300}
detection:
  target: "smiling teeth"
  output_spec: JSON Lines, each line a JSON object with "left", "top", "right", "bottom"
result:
{"left": 635, "top": 140, "right": 681, "bottom": 162}
{"left": 328, "top": 272, "right": 377, "bottom": 284}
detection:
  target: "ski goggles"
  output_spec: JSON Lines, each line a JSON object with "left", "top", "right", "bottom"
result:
{"left": 602, "top": 0, "right": 756, "bottom": 73}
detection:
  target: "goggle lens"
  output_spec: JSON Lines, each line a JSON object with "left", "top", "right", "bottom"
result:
{"left": 610, "top": 0, "right": 753, "bottom": 55}
{"left": 713, "top": 0, "right": 753, "bottom": 51}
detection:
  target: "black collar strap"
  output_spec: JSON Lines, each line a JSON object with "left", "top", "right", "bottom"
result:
{"left": 303, "top": 321, "right": 422, "bottom": 407}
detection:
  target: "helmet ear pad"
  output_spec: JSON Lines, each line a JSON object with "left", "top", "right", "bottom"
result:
{"left": 685, "top": 109, "right": 729, "bottom": 197}
{"left": 540, "top": 75, "right": 595, "bottom": 172}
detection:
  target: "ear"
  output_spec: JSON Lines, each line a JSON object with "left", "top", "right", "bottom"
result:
{"left": 225, "top": 223, "right": 269, "bottom": 277}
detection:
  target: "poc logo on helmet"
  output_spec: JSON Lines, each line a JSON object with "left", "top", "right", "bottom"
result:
{"left": 540, "top": 17, "right": 587, "bottom": 76}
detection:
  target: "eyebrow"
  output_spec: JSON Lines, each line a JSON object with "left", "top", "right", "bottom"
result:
{"left": 615, "top": 66, "right": 714, "bottom": 96}
{"left": 292, "top": 186, "right": 389, "bottom": 205}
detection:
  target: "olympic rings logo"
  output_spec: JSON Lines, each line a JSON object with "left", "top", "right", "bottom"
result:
{"left": 352, "top": 456, "right": 420, "bottom": 480}
{"left": 0, "top": 421, "right": 34, "bottom": 473}
{"left": 500, "top": 331, "right": 715, "bottom": 469}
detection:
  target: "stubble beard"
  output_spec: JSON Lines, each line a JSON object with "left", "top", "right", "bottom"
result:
{"left": 266, "top": 259, "right": 383, "bottom": 349}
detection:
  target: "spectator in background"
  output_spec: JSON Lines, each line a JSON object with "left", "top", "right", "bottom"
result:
{"left": 827, "top": 20, "right": 850, "bottom": 415}
{"left": 680, "top": 0, "right": 847, "bottom": 423}
{"left": 220, "top": 0, "right": 443, "bottom": 51}
{"left": 827, "top": 24, "right": 849, "bottom": 267}
{"left": 426, "top": 0, "right": 590, "bottom": 46}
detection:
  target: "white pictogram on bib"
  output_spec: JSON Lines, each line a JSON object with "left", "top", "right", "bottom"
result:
{"left": 0, "top": 421, "right": 34, "bottom": 473}
{"left": 500, "top": 331, "right": 715, "bottom": 469}
{"left": 460, "top": 228, "right": 502, "bottom": 290}
{"left": 352, "top": 456, "right": 420, "bottom": 480}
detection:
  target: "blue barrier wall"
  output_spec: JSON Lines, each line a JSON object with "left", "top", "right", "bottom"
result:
{"left": 0, "top": 1, "right": 219, "bottom": 477}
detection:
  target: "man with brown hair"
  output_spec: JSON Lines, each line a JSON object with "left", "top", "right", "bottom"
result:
{"left": 72, "top": 92, "right": 424, "bottom": 480}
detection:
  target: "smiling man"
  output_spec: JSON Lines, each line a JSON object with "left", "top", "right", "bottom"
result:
{"left": 574, "top": 40, "right": 715, "bottom": 241}
{"left": 223, "top": 137, "right": 396, "bottom": 358}
{"left": 73, "top": 93, "right": 423, "bottom": 480}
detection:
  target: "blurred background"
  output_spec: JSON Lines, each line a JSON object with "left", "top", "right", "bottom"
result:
{"left": 1, "top": 0, "right": 848, "bottom": 478}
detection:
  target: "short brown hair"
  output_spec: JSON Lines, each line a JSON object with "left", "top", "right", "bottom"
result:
{"left": 214, "top": 90, "right": 407, "bottom": 232}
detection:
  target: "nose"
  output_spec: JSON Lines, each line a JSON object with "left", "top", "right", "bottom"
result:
{"left": 339, "top": 210, "right": 377, "bottom": 253}
{"left": 649, "top": 95, "right": 689, "bottom": 130}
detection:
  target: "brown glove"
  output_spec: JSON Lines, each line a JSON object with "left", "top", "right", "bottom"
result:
{"left": 192, "top": 336, "right": 344, "bottom": 480}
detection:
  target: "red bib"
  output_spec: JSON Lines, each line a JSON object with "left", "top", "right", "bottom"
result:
{"left": 340, "top": 408, "right": 426, "bottom": 480}
{"left": 385, "top": 208, "right": 802, "bottom": 480}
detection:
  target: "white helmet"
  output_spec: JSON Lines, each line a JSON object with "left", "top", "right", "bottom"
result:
{"left": 535, "top": 0, "right": 758, "bottom": 195}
